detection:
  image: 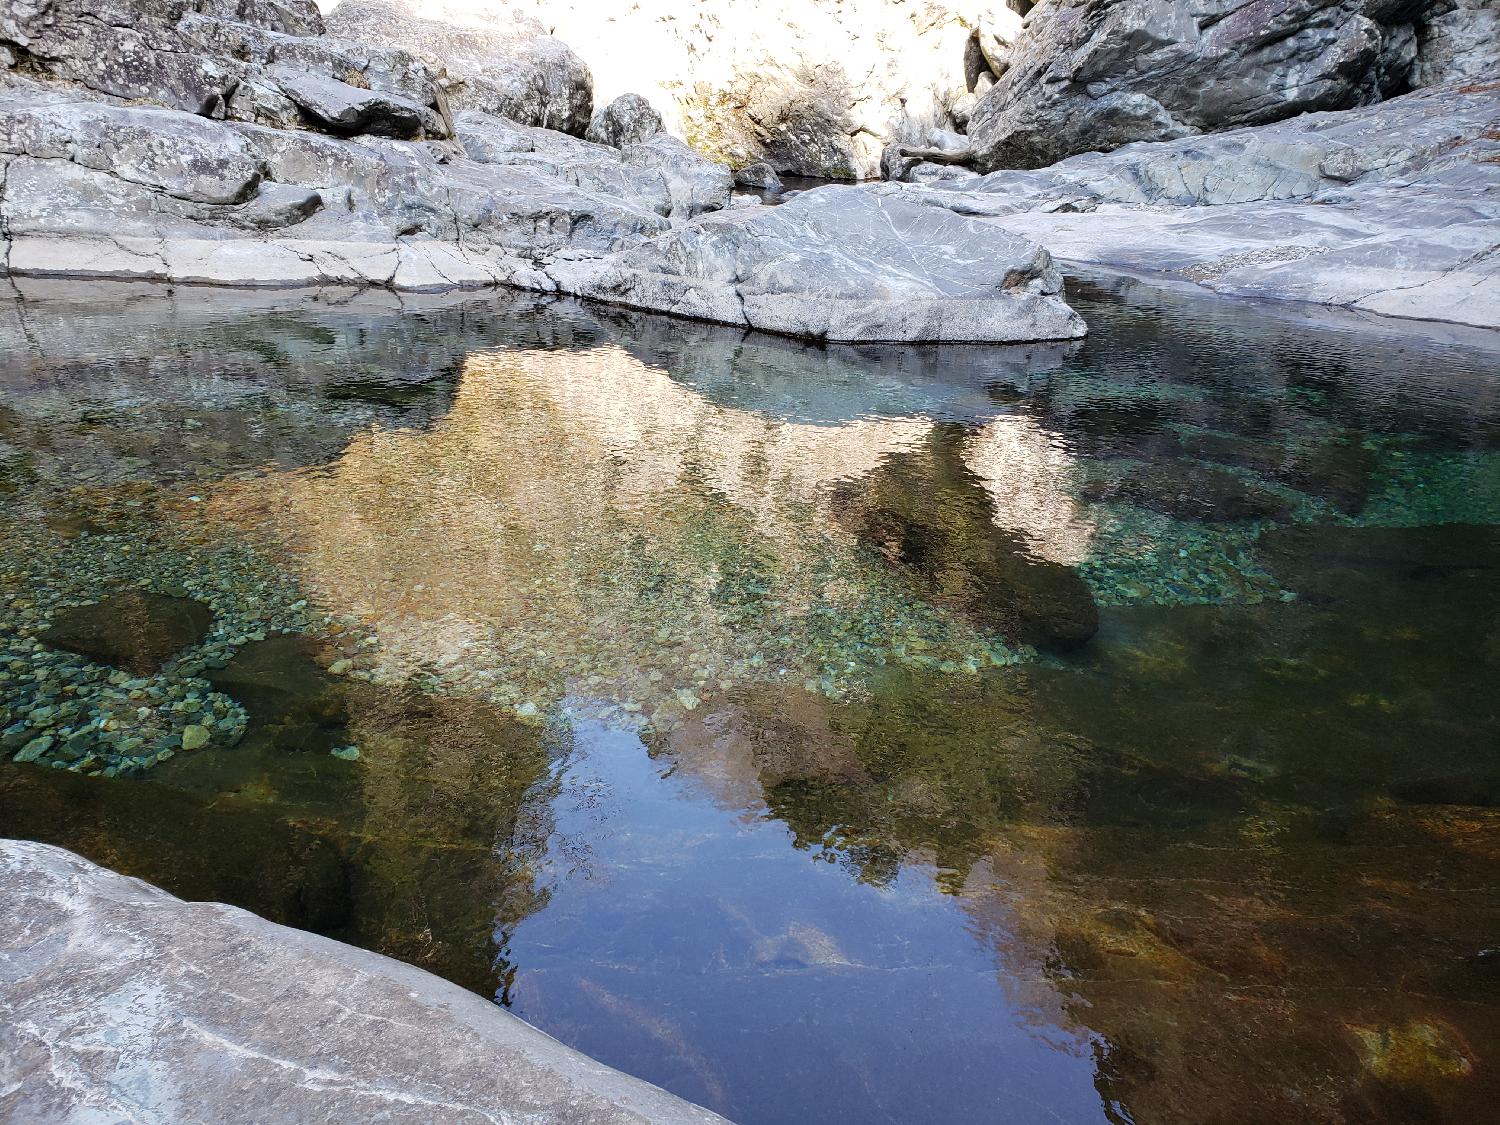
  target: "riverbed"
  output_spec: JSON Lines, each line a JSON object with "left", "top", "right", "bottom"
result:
{"left": 2, "top": 274, "right": 1497, "bottom": 1122}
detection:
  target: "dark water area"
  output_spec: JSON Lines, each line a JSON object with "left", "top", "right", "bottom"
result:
{"left": 2, "top": 274, "right": 1498, "bottom": 1123}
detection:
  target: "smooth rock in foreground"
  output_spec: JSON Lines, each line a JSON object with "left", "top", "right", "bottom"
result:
{"left": 566, "top": 186, "right": 1087, "bottom": 343}
{"left": 0, "top": 839, "right": 727, "bottom": 1124}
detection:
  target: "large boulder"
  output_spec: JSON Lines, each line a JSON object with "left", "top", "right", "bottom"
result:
{"left": 967, "top": 0, "right": 1431, "bottom": 170}
{"left": 0, "top": 839, "right": 727, "bottom": 1124}
{"left": 325, "top": 0, "right": 594, "bottom": 134}
{"left": 1413, "top": 1, "right": 1500, "bottom": 87}
{"left": 455, "top": 110, "right": 674, "bottom": 215}
{"left": 585, "top": 92, "right": 664, "bottom": 149}
{"left": 0, "top": 96, "right": 266, "bottom": 204}
{"left": 270, "top": 67, "right": 431, "bottom": 139}
{"left": 0, "top": 0, "right": 242, "bottom": 115}
{"left": 564, "top": 186, "right": 1087, "bottom": 343}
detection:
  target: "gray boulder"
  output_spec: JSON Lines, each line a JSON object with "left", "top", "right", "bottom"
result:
{"left": 565, "top": 186, "right": 1086, "bottom": 343}
{"left": 454, "top": 110, "right": 711, "bottom": 219}
{"left": 585, "top": 92, "right": 664, "bottom": 148}
{"left": 967, "top": 0, "right": 1432, "bottom": 170}
{"left": 734, "top": 161, "right": 783, "bottom": 192}
{"left": 271, "top": 66, "right": 430, "bottom": 139}
{"left": 0, "top": 839, "right": 727, "bottom": 1124}
{"left": 1413, "top": 2, "right": 1500, "bottom": 87}
{"left": 1, "top": 96, "right": 265, "bottom": 204}
{"left": 621, "top": 133, "right": 734, "bottom": 220}
{"left": 325, "top": 0, "right": 594, "bottom": 135}
{"left": 1, "top": 0, "right": 239, "bottom": 115}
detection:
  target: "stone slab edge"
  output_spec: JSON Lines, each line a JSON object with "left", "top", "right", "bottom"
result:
{"left": 0, "top": 837, "right": 730, "bottom": 1124}
{"left": 6, "top": 230, "right": 1492, "bottom": 334}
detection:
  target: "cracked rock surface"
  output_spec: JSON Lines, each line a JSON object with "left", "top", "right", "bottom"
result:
{"left": 965, "top": 0, "right": 1500, "bottom": 170}
{"left": 0, "top": 838, "right": 728, "bottom": 1124}
{"left": 0, "top": 0, "right": 1086, "bottom": 342}
{"left": 894, "top": 83, "right": 1500, "bottom": 330}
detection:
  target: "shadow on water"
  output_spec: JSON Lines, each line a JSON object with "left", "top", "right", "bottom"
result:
{"left": 1, "top": 274, "right": 1499, "bottom": 1123}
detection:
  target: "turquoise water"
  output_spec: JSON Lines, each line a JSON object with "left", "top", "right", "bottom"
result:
{"left": 2, "top": 274, "right": 1497, "bottom": 1122}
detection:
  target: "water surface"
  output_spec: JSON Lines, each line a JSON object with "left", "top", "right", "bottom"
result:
{"left": 2, "top": 275, "right": 1497, "bottom": 1123}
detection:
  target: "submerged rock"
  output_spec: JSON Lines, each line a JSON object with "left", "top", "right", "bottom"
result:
{"left": 1181, "top": 431, "right": 1376, "bottom": 516}
{"left": 832, "top": 425, "right": 1099, "bottom": 651}
{"left": 38, "top": 592, "right": 213, "bottom": 675}
{"left": 206, "top": 635, "right": 349, "bottom": 754}
{"left": 1082, "top": 464, "right": 1294, "bottom": 523}
{"left": 1258, "top": 522, "right": 1500, "bottom": 603}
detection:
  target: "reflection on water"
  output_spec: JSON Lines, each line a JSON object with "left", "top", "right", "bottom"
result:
{"left": 1, "top": 276, "right": 1498, "bottom": 1123}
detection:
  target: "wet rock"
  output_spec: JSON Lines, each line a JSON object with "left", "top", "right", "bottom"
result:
{"left": 1082, "top": 463, "right": 1295, "bottom": 523}
{"left": 38, "top": 592, "right": 213, "bottom": 675}
{"left": 584, "top": 93, "right": 663, "bottom": 149}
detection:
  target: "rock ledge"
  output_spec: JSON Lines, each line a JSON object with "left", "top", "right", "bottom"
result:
{"left": 0, "top": 838, "right": 727, "bottom": 1124}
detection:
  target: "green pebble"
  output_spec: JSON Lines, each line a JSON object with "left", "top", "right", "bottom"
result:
{"left": 14, "top": 735, "right": 52, "bottom": 763}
